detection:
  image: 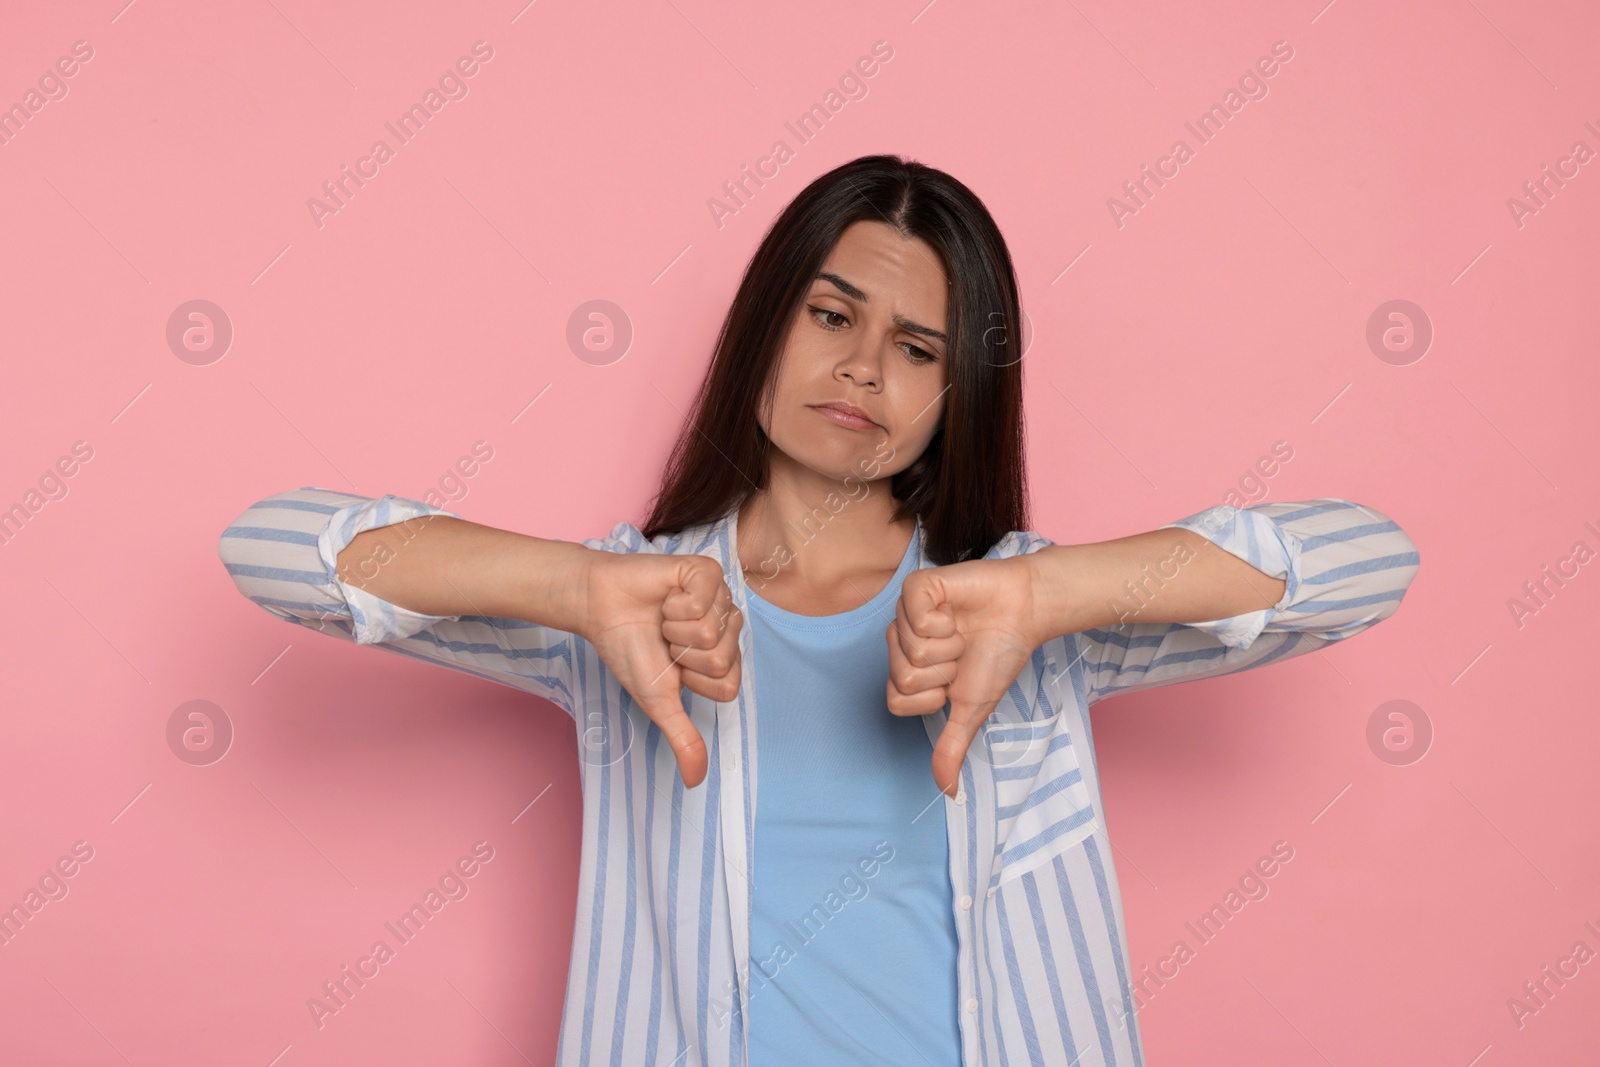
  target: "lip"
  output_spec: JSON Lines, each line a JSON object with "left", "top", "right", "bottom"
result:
{"left": 809, "top": 402, "right": 879, "bottom": 431}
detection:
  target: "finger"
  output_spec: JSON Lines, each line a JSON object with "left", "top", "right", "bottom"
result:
{"left": 666, "top": 599, "right": 742, "bottom": 671}
{"left": 888, "top": 613, "right": 959, "bottom": 677}
{"left": 887, "top": 610, "right": 963, "bottom": 673}
{"left": 900, "top": 573, "right": 956, "bottom": 639}
{"left": 886, "top": 677, "right": 947, "bottom": 717}
{"left": 669, "top": 637, "right": 739, "bottom": 681}
{"left": 711, "top": 601, "right": 744, "bottom": 664}
{"left": 662, "top": 559, "right": 726, "bottom": 622}
{"left": 930, "top": 716, "right": 978, "bottom": 798}
{"left": 662, "top": 586, "right": 739, "bottom": 643}
{"left": 887, "top": 623, "right": 957, "bottom": 705}
{"left": 931, "top": 693, "right": 1001, "bottom": 797}
{"left": 683, "top": 655, "right": 742, "bottom": 704}
{"left": 637, "top": 689, "right": 709, "bottom": 788}
{"left": 662, "top": 610, "right": 728, "bottom": 651}
{"left": 890, "top": 659, "right": 960, "bottom": 701}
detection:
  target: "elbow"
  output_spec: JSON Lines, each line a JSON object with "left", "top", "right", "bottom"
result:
{"left": 216, "top": 518, "right": 251, "bottom": 595}
{"left": 1341, "top": 498, "right": 1422, "bottom": 580}
{"left": 1371, "top": 532, "right": 1421, "bottom": 631}
{"left": 1309, "top": 499, "right": 1422, "bottom": 634}
{"left": 1369, "top": 507, "right": 1422, "bottom": 616}
{"left": 216, "top": 495, "right": 279, "bottom": 587}
{"left": 214, "top": 487, "right": 332, "bottom": 604}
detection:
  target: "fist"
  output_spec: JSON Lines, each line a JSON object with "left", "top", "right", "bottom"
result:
{"left": 581, "top": 552, "right": 743, "bottom": 788}
{"left": 886, "top": 556, "right": 1046, "bottom": 798}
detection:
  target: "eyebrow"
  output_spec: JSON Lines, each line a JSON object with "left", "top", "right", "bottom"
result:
{"left": 815, "top": 272, "right": 948, "bottom": 344}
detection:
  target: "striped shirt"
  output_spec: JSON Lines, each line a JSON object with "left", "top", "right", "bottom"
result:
{"left": 218, "top": 489, "right": 1420, "bottom": 1067}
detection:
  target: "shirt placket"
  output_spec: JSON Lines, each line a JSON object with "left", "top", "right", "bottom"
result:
{"left": 719, "top": 573, "right": 757, "bottom": 1063}
{"left": 924, "top": 707, "right": 985, "bottom": 1067}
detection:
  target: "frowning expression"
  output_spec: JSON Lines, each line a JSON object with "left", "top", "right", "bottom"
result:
{"left": 759, "top": 220, "right": 951, "bottom": 482}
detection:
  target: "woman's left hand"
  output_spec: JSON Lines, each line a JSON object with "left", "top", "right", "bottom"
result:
{"left": 885, "top": 556, "right": 1051, "bottom": 798}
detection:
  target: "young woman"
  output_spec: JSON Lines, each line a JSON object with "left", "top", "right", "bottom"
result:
{"left": 219, "top": 154, "right": 1420, "bottom": 1067}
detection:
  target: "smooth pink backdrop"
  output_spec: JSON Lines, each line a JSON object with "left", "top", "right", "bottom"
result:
{"left": 1, "top": 1, "right": 1595, "bottom": 1064}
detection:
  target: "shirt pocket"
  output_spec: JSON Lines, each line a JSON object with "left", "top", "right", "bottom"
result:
{"left": 982, "top": 712, "right": 1099, "bottom": 892}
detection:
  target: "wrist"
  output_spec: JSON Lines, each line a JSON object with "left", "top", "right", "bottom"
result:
{"left": 1026, "top": 545, "right": 1118, "bottom": 641}
{"left": 518, "top": 538, "right": 597, "bottom": 637}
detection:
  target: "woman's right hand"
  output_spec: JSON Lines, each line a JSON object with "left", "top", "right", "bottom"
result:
{"left": 577, "top": 552, "right": 744, "bottom": 789}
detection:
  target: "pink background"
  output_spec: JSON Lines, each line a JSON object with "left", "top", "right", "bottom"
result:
{"left": 2, "top": 1, "right": 1595, "bottom": 1064}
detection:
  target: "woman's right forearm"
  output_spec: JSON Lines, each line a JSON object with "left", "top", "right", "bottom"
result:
{"left": 335, "top": 514, "right": 593, "bottom": 636}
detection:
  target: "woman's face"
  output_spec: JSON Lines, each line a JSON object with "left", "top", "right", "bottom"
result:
{"left": 759, "top": 220, "right": 951, "bottom": 485}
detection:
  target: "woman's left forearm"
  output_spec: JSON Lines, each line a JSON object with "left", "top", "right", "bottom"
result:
{"left": 1025, "top": 528, "right": 1288, "bottom": 642}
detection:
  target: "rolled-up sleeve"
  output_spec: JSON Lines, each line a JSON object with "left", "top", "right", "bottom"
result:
{"left": 217, "top": 486, "right": 585, "bottom": 715}
{"left": 1071, "top": 498, "right": 1420, "bottom": 704}
{"left": 1154, "top": 502, "right": 1300, "bottom": 651}
{"left": 316, "top": 491, "right": 465, "bottom": 645}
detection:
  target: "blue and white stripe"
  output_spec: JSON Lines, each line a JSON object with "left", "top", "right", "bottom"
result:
{"left": 219, "top": 488, "right": 1419, "bottom": 1066}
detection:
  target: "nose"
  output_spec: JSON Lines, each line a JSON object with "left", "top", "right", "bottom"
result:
{"left": 836, "top": 338, "right": 883, "bottom": 390}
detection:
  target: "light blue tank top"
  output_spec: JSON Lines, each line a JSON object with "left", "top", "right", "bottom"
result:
{"left": 744, "top": 522, "right": 962, "bottom": 1065}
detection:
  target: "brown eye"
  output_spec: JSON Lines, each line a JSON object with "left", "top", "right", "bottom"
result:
{"left": 810, "top": 306, "right": 847, "bottom": 330}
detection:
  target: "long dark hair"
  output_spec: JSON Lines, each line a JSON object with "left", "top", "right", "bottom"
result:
{"left": 641, "top": 154, "right": 1029, "bottom": 566}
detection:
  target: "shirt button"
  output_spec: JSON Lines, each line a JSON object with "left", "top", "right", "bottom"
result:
{"left": 954, "top": 789, "right": 966, "bottom": 805}
{"left": 723, "top": 753, "right": 739, "bottom": 772}
{"left": 960, "top": 894, "right": 973, "bottom": 910}
{"left": 964, "top": 997, "right": 978, "bottom": 1014}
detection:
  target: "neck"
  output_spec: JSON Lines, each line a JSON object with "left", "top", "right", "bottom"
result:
{"left": 736, "top": 449, "right": 915, "bottom": 585}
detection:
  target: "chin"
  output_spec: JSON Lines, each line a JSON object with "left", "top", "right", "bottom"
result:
{"left": 774, "top": 442, "right": 857, "bottom": 481}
